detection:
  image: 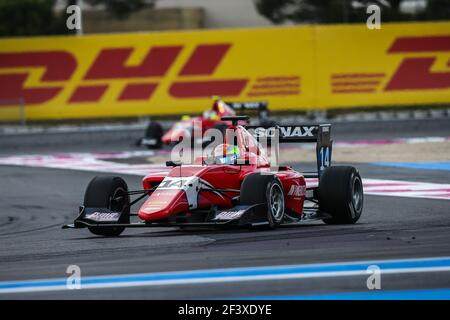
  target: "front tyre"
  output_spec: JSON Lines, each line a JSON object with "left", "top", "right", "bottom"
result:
{"left": 144, "top": 122, "right": 163, "bottom": 149}
{"left": 240, "top": 173, "right": 285, "bottom": 229}
{"left": 84, "top": 176, "right": 130, "bottom": 236}
{"left": 319, "top": 166, "right": 363, "bottom": 224}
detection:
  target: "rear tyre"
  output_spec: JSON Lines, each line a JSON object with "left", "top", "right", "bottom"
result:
{"left": 240, "top": 173, "right": 285, "bottom": 229}
{"left": 144, "top": 122, "right": 163, "bottom": 149}
{"left": 84, "top": 176, "right": 130, "bottom": 236}
{"left": 319, "top": 166, "right": 363, "bottom": 224}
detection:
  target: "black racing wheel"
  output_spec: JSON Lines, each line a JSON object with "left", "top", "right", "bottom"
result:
{"left": 84, "top": 176, "right": 130, "bottom": 236}
{"left": 318, "top": 166, "right": 363, "bottom": 224}
{"left": 240, "top": 173, "right": 285, "bottom": 229}
{"left": 143, "top": 122, "right": 163, "bottom": 149}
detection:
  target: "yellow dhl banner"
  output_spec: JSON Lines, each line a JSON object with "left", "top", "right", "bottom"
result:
{"left": 0, "top": 21, "right": 449, "bottom": 120}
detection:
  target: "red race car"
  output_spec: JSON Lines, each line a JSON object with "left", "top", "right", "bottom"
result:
{"left": 137, "top": 97, "right": 272, "bottom": 149}
{"left": 64, "top": 116, "right": 364, "bottom": 236}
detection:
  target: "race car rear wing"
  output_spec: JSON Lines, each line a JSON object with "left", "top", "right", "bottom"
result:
{"left": 225, "top": 101, "right": 269, "bottom": 121}
{"left": 246, "top": 124, "right": 333, "bottom": 178}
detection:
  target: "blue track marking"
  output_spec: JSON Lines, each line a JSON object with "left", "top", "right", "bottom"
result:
{"left": 234, "top": 288, "right": 450, "bottom": 300}
{"left": 371, "top": 162, "right": 450, "bottom": 171}
{"left": 1, "top": 256, "right": 450, "bottom": 294}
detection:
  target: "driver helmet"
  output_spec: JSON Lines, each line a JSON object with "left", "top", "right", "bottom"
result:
{"left": 212, "top": 96, "right": 225, "bottom": 114}
{"left": 203, "top": 110, "right": 219, "bottom": 121}
{"left": 212, "top": 144, "right": 240, "bottom": 164}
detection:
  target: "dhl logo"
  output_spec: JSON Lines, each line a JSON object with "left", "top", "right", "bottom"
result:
{"left": 331, "top": 35, "right": 450, "bottom": 94}
{"left": 0, "top": 23, "right": 449, "bottom": 119}
{"left": 0, "top": 43, "right": 300, "bottom": 106}
{"left": 0, "top": 44, "right": 238, "bottom": 104}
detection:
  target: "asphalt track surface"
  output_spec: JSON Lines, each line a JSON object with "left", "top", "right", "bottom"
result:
{"left": 0, "top": 118, "right": 449, "bottom": 299}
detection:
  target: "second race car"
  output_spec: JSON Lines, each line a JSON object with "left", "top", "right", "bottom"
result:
{"left": 137, "top": 97, "right": 273, "bottom": 149}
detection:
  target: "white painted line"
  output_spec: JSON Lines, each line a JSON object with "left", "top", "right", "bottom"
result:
{"left": 1, "top": 256, "right": 450, "bottom": 294}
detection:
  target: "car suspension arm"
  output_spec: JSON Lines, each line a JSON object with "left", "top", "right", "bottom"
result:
{"left": 125, "top": 188, "right": 157, "bottom": 207}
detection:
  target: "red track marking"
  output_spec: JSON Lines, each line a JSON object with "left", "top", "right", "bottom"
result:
{"left": 367, "top": 188, "right": 450, "bottom": 193}
{"left": 0, "top": 152, "right": 449, "bottom": 201}
{"left": 433, "top": 193, "right": 450, "bottom": 197}
{"left": 361, "top": 183, "right": 410, "bottom": 187}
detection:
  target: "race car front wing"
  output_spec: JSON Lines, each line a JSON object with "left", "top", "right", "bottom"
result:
{"left": 62, "top": 203, "right": 270, "bottom": 229}
{"left": 62, "top": 203, "right": 331, "bottom": 230}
